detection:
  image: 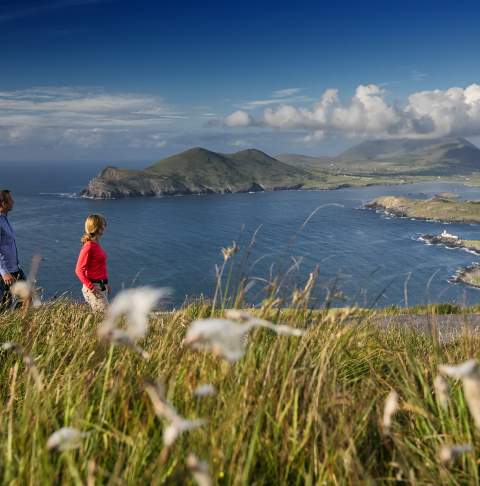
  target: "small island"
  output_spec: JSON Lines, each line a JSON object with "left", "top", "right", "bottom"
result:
{"left": 420, "top": 230, "right": 480, "bottom": 254}
{"left": 451, "top": 264, "right": 480, "bottom": 288}
{"left": 365, "top": 195, "right": 480, "bottom": 224}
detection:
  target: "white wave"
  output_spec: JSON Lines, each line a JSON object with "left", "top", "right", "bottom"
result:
{"left": 38, "top": 192, "right": 80, "bottom": 199}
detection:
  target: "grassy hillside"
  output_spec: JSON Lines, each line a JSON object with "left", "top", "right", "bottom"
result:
{"left": 2, "top": 296, "right": 480, "bottom": 483}
{"left": 81, "top": 148, "right": 314, "bottom": 198}
{"left": 145, "top": 147, "right": 311, "bottom": 188}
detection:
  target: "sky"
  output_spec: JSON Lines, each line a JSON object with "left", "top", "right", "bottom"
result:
{"left": 2, "top": 0, "right": 480, "bottom": 163}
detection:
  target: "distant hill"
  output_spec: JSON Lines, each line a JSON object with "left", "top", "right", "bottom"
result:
{"left": 281, "top": 136, "right": 480, "bottom": 176}
{"left": 335, "top": 136, "right": 480, "bottom": 175}
{"left": 81, "top": 148, "right": 312, "bottom": 198}
{"left": 276, "top": 153, "right": 335, "bottom": 171}
{"left": 80, "top": 136, "right": 480, "bottom": 199}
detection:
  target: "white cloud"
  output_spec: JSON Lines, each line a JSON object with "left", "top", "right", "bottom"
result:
{"left": 229, "top": 139, "right": 248, "bottom": 147}
{"left": 273, "top": 88, "right": 302, "bottom": 98}
{"left": 223, "top": 83, "right": 480, "bottom": 140}
{"left": 0, "top": 0, "right": 113, "bottom": 23}
{"left": 0, "top": 87, "right": 179, "bottom": 125}
{"left": 234, "top": 88, "right": 311, "bottom": 110}
{"left": 0, "top": 86, "right": 181, "bottom": 153}
{"left": 224, "top": 110, "right": 255, "bottom": 127}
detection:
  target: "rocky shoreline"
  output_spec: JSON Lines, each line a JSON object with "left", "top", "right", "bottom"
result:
{"left": 364, "top": 195, "right": 480, "bottom": 224}
{"left": 416, "top": 232, "right": 480, "bottom": 289}
{"left": 419, "top": 233, "right": 480, "bottom": 254}
{"left": 450, "top": 263, "right": 480, "bottom": 288}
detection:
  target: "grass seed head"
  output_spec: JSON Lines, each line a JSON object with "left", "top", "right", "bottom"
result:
{"left": 434, "top": 375, "right": 450, "bottom": 410}
{"left": 439, "top": 444, "right": 473, "bottom": 464}
{"left": 163, "top": 419, "right": 206, "bottom": 447}
{"left": 221, "top": 241, "right": 239, "bottom": 262}
{"left": 47, "top": 427, "right": 87, "bottom": 451}
{"left": 183, "top": 318, "right": 248, "bottom": 362}
{"left": 382, "top": 390, "right": 399, "bottom": 435}
{"left": 1, "top": 341, "right": 21, "bottom": 352}
{"left": 224, "top": 309, "right": 252, "bottom": 322}
{"left": 194, "top": 384, "right": 217, "bottom": 397}
{"left": 99, "top": 287, "right": 169, "bottom": 345}
{"left": 439, "top": 360, "right": 480, "bottom": 429}
{"left": 187, "top": 454, "right": 212, "bottom": 486}
{"left": 439, "top": 360, "right": 479, "bottom": 379}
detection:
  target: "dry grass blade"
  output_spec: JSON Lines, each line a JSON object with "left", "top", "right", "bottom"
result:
{"left": 1, "top": 341, "right": 43, "bottom": 390}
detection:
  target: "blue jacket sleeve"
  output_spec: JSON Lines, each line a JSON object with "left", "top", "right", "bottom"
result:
{"left": 0, "top": 219, "right": 8, "bottom": 276}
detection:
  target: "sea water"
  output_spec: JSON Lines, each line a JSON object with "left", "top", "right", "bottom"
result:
{"left": 3, "top": 162, "right": 480, "bottom": 308}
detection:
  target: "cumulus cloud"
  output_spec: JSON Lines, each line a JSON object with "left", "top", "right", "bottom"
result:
{"left": 224, "top": 110, "right": 256, "bottom": 127}
{"left": 222, "top": 83, "right": 480, "bottom": 140}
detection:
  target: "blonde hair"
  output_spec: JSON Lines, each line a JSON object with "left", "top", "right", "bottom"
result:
{"left": 81, "top": 214, "right": 107, "bottom": 244}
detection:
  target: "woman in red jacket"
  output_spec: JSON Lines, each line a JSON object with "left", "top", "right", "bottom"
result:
{"left": 75, "top": 214, "right": 110, "bottom": 312}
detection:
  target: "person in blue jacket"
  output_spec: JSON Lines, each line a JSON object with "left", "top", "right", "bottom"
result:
{"left": 0, "top": 190, "right": 25, "bottom": 311}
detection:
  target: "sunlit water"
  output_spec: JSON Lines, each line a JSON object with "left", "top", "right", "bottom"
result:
{"left": 4, "top": 163, "right": 480, "bottom": 308}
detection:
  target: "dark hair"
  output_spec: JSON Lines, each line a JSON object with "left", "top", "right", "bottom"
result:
{"left": 0, "top": 190, "right": 11, "bottom": 206}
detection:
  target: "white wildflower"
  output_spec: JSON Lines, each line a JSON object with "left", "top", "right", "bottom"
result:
{"left": 439, "top": 360, "right": 478, "bottom": 379}
{"left": 434, "top": 375, "right": 450, "bottom": 410}
{"left": 1, "top": 341, "right": 42, "bottom": 389}
{"left": 382, "top": 390, "right": 399, "bottom": 434}
{"left": 10, "top": 254, "right": 42, "bottom": 309}
{"left": 439, "top": 444, "right": 473, "bottom": 464}
{"left": 226, "top": 309, "right": 304, "bottom": 336}
{"left": 144, "top": 380, "right": 205, "bottom": 447}
{"left": 163, "top": 419, "right": 206, "bottom": 447}
{"left": 187, "top": 454, "right": 212, "bottom": 486}
{"left": 184, "top": 319, "right": 247, "bottom": 362}
{"left": 439, "top": 360, "right": 480, "bottom": 429}
{"left": 224, "top": 309, "right": 252, "bottom": 322}
{"left": 194, "top": 384, "right": 216, "bottom": 397}
{"left": 183, "top": 317, "right": 304, "bottom": 363}
{"left": 47, "top": 427, "right": 88, "bottom": 451}
{"left": 98, "top": 287, "right": 169, "bottom": 356}
{"left": 1, "top": 341, "right": 20, "bottom": 352}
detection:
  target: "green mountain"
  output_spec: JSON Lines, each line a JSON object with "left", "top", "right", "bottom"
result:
{"left": 81, "top": 147, "right": 312, "bottom": 198}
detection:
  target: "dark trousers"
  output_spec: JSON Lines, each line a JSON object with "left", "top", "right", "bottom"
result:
{"left": 0, "top": 269, "right": 26, "bottom": 312}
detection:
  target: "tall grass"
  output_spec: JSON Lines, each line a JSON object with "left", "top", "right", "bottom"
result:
{"left": 1, "top": 294, "right": 480, "bottom": 484}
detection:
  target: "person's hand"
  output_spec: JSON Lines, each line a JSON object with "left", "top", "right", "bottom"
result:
{"left": 2, "top": 273, "right": 14, "bottom": 285}
{"left": 89, "top": 286, "right": 102, "bottom": 297}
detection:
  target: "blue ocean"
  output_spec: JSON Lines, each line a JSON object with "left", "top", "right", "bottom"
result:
{"left": 3, "top": 162, "right": 480, "bottom": 308}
